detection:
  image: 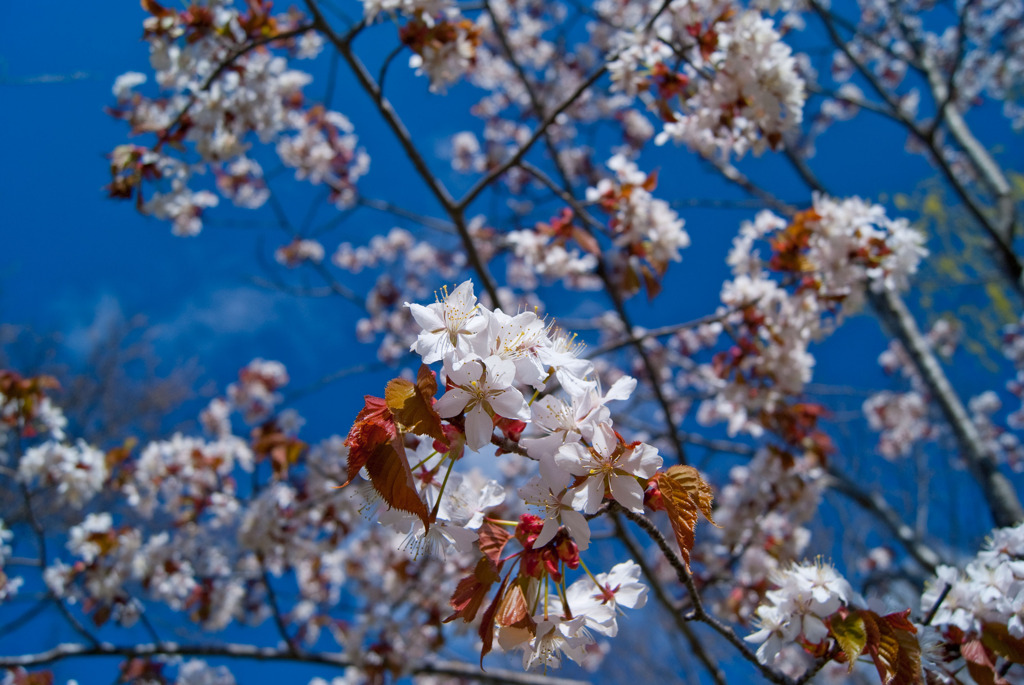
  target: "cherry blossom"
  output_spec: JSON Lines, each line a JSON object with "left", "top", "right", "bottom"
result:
{"left": 435, "top": 356, "right": 529, "bottom": 450}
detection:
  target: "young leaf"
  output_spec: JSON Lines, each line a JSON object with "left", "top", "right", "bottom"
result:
{"left": 496, "top": 583, "right": 529, "bottom": 628}
{"left": 640, "top": 263, "right": 663, "bottom": 300}
{"left": 862, "top": 609, "right": 922, "bottom": 685}
{"left": 657, "top": 465, "right": 718, "bottom": 571}
{"left": 963, "top": 639, "right": 1007, "bottom": 685}
{"left": 478, "top": 574, "right": 511, "bottom": 667}
{"left": 385, "top": 365, "right": 448, "bottom": 445}
{"left": 830, "top": 612, "right": 868, "bottom": 671}
{"left": 252, "top": 422, "right": 308, "bottom": 479}
{"left": 446, "top": 556, "right": 501, "bottom": 624}
{"left": 572, "top": 226, "right": 601, "bottom": 257}
{"left": 343, "top": 395, "right": 396, "bottom": 486}
{"left": 478, "top": 519, "right": 513, "bottom": 565}
{"left": 360, "top": 424, "right": 430, "bottom": 529}
{"left": 982, "top": 622, "right": 1024, "bottom": 665}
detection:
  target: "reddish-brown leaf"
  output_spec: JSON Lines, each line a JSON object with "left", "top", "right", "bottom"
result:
{"left": 446, "top": 556, "right": 501, "bottom": 624}
{"left": 496, "top": 583, "right": 529, "bottom": 628}
{"left": 982, "top": 622, "right": 1024, "bottom": 665}
{"left": 479, "top": 574, "right": 511, "bottom": 668}
{"left": 963, "top": 639, "right": 1007, "bottom": 685}
{"left": 478, "top": 520, "right": 513, "bottom": 565}
{"left": 862, "top": 609, "right": 923, "bottom": 685}
{"left": 642, "top": 169, "right": 659, "bottom": 192}
{"left": 12, "top": 670, "right": 53, "bottom": 685}
{"left": 658, "top": 465, "right": 718, "bottom": 571}
{"left": 640, "top": 263, "right": 663, "bottom": 300}
{"left": 621, "top": 263, "right": 641, "bottom": 297}
{"left": 140, "top": 0, "right": 170, "bottom": 16}
{"left": 252, "top": 422, "right": 308, "bottom": 480}
{"left": 572, "top": 226, "right": 602, "bottom": 257}
{"left": 362, "top": 428, "right": 430, "bottom": 529}
{"left": 385, "top": 366, "right": 447, "bottom": 445}
{"left": 343, "top": 395, "right": 396, "bottom": 486}
{"left": 416, "top": 363, "right": 438, "bottom": 396}
{"left": 880, "top": 609, "right": 917, "bottom": 634}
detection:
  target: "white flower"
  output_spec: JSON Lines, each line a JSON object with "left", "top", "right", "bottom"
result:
{"left": 434, "top": 357, "right": 529, "bottom": 450}
{"left": 520, "top": 611, "right": 593, "bottom": 671}
{"left": 519, "top": 477, "right": 592, "bottom": 550}
{"left": 563, "top": 560, "right": 648, "bottom": 636}
{"left": 556, "top": 424, "right": 662, "bottom": 514}
{"left": 406, "top": 281, "right": 488, "bottom": 364}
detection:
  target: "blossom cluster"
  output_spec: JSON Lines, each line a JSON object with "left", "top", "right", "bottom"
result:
{"left": 334, "top": 280, "right": 665, "bottom": 669}
{"left": 862, "top": 317, "right": 1024, "bottom": 470}
{"left": 698, "top": 448, "right": 825, "bottom": 622}
{"left": 107, "top": 0, "right": 367, "bottom": 235}
{"left": 697, "top": 194, "right": 925, "bottom": 440}
{"left": 333, "top": 226, "right": 469, "bottom": 363}
{"left": 607, "top": 4, "right": 806, "bottom": 159}
{"left": 922, "top": 521, "right": 1024, "bottom": 638}
{"left": 0, "top": 361, "right": 474, "bottom": 682}
{"left": 406, "top": 280, "right": 662, "bottom": 515}
{"left": 746, "top": 560, "right": 854, "bottom": 665}
{"left": 918, "top": 521, "right": 1024, "bottom": 682}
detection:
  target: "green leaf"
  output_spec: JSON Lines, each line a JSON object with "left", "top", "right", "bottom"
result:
{"left": 830, "top": 612, "right": 868, "bottom": 671}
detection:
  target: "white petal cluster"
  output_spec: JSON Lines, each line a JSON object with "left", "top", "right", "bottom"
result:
{"left": 0, "top": 520, "right": 21, "bottom": 602}
{"left": 701, "top": 449, "right": 824, "bottom": 621}
{"left": 862, "top": 319, "right": 965, "bottom": 461}
{"left": 505, "top": 229, "right": 599, "bottom": 288}
{"left": 176, "top": 661, "right": 237, "bottom": 685}
{"left": 333, "top": 228, "right": 469, "bottom": 363}
{"left": 125, "top": 433, "right": 253, "bottom": 521}
{"left": 863, "top": 390, "right": 931, "bottom": 460}
{"left": 405, "top": 280, "right": 662, "bottom": 541}
{"left": 698, "top": 195, "right": 925, "bottom": 437}
{"left": 746, "top": 560, "right": 853, "bottom": 665}
{"left": 108, "top": 4, "right": 368, "bottom": 234}
{"left": 18, "top": 439, "right": 108, "bottom": 509}
{"left": 922, "top": 521, "right": 1024, "bottom": 638}
{"left": 563, "top": 560, "right": 648, "bottom": 637}
{"left": 586, "top": 155, "right": 690, "bottom": 268}
{"left": 408, "top": 24, "right": 480, "bottom": 94}
{"left": 275, "top": 109, "right": 370, "bottom": 208}
{"left": 656, "top": 12, "right": 805, "bottom": 159}
{"left": 275, "top": 238, "right": 326, "bottom": 268}
{"left": 361, "top": 0, "right": 454, "bottom": 22}
{"left": 226, "top": 358, "right": 290, "bottom": 424}
{"left": 604, "top": 3, "right": 804, "bottom": 160}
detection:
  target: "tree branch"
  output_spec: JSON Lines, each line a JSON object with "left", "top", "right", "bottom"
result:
{"left": 0, "top": 642, "right": 588, "bottom": 685}
{"left": 304, "top": 0, "right": 502, "bottom": 306}
{"left": 610, "top": 505, "right": 800, "bottom": 685}
{"left": 870, "top": 287, "right": 1024, "bottom": 526}
{"left": 825, "top": 466, "right": 945, "bottom": 573}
